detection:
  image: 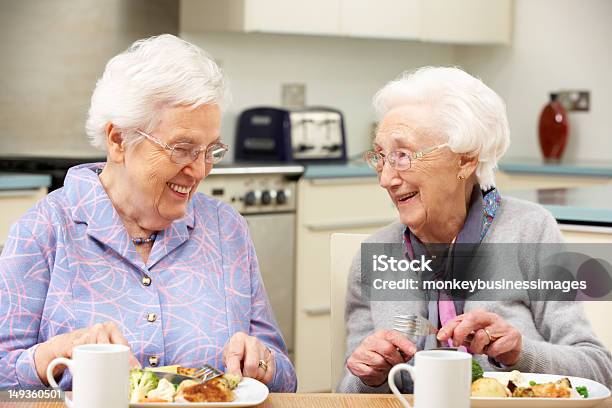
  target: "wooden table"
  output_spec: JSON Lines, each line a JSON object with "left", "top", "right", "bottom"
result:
{"left": 6, "top": 393, "right": 612, "bottom": 408}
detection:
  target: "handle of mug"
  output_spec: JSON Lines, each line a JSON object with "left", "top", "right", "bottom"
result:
{"left": 388, "top": 363, "right": 416, "bottom": 408}
{"left": 46, "top": 357, "right": 73, "bottom": 408}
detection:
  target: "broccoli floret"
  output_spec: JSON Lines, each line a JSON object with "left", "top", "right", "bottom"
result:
{"left": 129, "top": 369, "right": 159, "bottom": 403}
{"left": 471, "top": 359, "right": 484, "bottom": 383}
{"left": 576, "top": 386, "right": 589, "bottom": 398}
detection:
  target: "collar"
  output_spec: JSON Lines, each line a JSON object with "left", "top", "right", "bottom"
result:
{"left": 403, "top": 185, "right": 501, "bottom": 258}
{"left": 64, "top": 162, "right": 195, "bottom": 269}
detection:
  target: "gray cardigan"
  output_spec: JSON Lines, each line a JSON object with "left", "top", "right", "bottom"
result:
{"left": 337, "top": 196, "right": 612, "bottom": 392}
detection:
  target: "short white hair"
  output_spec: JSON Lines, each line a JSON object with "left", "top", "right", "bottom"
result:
{"left": 86, "top": 34, "right": 229, "bottom": 150}
{"left": 373, "top": 66, "right": 510, "bottom": 190}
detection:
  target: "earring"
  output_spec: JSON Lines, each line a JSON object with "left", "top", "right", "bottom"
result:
{"left": 457, "top": 174, "right": 465, "bottom": 181}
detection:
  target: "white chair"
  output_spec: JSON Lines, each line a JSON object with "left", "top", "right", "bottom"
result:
{"left": 581, "top": 303, "right": 612, "bottom": 351}
{"left": 563, "top": 234, "right": 612, "bottom": 351}
{"left": 330, "top": 233, "right": 369, "bottom": 392}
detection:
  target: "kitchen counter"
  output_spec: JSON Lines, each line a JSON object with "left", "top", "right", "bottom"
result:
{"left": 506, "top": 184, "right": 612, "bottom": 225}
{"left": 303, "top": 157, "right": 612, "bottom": 179}
{"left": 303, "top": 162, "right": 376, "bottom": 179}
{"left": 211, "top": 163, "right": 304, "bottom": 176}
{"left": 0, "top": 173, "right": 51, "bottom": 190}
{"left": 499, "top": 157, "right": 612, "bottom": 177}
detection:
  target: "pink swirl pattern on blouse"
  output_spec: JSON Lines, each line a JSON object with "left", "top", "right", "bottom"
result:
{"left": 0, "top": 163, "right": 297, "bottom": 392}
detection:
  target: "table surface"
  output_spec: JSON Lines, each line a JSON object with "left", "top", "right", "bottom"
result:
{"left": 8, "top": 393, "right": 612, "bottom": 408}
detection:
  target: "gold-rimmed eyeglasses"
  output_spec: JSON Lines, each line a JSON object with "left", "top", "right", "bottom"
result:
{"left": 364, "top": 142, "right": 449, "bottom": 172}
{"left": 137, "top": 130, "right": 228, "bottom": 165}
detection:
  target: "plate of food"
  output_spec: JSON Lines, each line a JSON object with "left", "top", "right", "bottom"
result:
{"left": 128, "top": 366, "right": 269, "bottom": 407}
{"left": 470, "top": 361, "right": 610, "bottom": 407}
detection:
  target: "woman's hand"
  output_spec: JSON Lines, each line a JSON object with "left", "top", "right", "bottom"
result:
{"left": 437, "top": 309, "right": 522, "bottom": 366}
{"left": 34, "top": 321, "right": 140, "bottom": 385}
{"left": 347, "top": 330, "right": 416, "bottom": 387}
{"left": 222, "top": 332, "right": 275, "bottom": 385}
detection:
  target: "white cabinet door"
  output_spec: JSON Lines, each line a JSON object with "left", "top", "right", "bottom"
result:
{"left": 294, "top": 177, "right": 397, "bottom": 392}
{"left": 245, "top": 0, "right": 341, "bottom": 35}
{"left": 420, "top": 0, "right": 513, "bottom": 44}
{"left": 0, "top": 188, "right": 47, "bottom": 247}
{"left": 340, "top": 0, "right": 420, "bottom": 40}
{"left": 180, "top": 0, "right": 512, "bottom": 44}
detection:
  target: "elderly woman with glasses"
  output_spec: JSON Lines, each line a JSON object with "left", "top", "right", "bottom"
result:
{"left": 0, "top": 35, "right": 297, "bottom": 392}
{"left": 338, "top": 67, "right": 612, "bottom": 392}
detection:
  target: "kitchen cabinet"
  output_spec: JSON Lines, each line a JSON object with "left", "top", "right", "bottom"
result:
{"left": 340, "top": 0, "right": 421, "bottom": 40}
{"left": 420, "top": 0, "right": 512, "bottom": 44}
{"left": 294, "top": 176, "right": 397, "bottom": 392}
{"left": 560, "top": 224, "right": 612, "bottom": 244}
{"left": 0, "top": 187, "right": 47, "bottom": 248}
{"left": 181, "top": 0, "right": 342, "bottom": 36}
{"left": 181, "top": 0, "right": 512, "bottom": 44}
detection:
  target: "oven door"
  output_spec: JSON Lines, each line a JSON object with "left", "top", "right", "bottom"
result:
{"left": 244, "top": 212, "right": 295, "bottom": 359}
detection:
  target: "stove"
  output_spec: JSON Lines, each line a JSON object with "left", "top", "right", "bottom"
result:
{"left": 201, "top": 163, "right": 304, "bottom": 359}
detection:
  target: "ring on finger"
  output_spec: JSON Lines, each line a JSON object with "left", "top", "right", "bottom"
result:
{"left": 258, "top": 360, "right": 268, "bottom": 372}
{"left": 483, "top": 328, "right": 493, "bottom": 344}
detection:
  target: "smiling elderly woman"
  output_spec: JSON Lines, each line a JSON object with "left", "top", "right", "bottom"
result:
{"left": 338, "top": 67, "right": 612, "bottom": 392}
{"left": 0, "top": 34, "right": 296, "bottom": 392}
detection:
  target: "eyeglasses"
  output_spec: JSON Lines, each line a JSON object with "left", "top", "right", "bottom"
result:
{"left": 137, "top": 130, "right": 228, "bottom": 165}
{"left": 364, "top": 143, "right": 449, "bottom": 172}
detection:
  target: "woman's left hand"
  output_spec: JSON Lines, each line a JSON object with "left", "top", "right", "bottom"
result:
{"left": 437, "top": 309, "right": 522, "bottom": 366}
{"left": 222, "top": 332, "right": 275, "bottom": 384}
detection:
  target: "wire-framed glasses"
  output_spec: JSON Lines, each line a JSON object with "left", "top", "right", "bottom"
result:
{"left": 137, "top": 130, "right": 228, "bottom": 165}
{"left": 364, "top": 143, "right": 449, "bottom": 172}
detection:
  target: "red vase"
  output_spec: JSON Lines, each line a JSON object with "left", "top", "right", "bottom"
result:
{"left": 538, "top": 93, "right": 569, "bottom": 161}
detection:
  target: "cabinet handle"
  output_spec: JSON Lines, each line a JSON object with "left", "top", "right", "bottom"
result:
{"left": 305, "top": 218, "right": 395, "bottom": 231}
{"left": 303, "top": 305, "right": 331, "bottom": 316}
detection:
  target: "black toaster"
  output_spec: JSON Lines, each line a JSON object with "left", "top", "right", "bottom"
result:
{"left": 235, "top": 107, "right": 347, "bottom": 163}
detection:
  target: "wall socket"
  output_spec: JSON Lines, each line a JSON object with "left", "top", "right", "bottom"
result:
{"left": 554, "top": 90, "right": 590, "bottom": 112}
{"left": 281, "top": 83, "right": 306, "bottom": 109}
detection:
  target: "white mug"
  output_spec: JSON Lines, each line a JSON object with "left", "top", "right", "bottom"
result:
{"left": 388, "top": 350, "right": 471, "bottom": 408}
{"left": 47, "top": 343, "right": 130, "bottom": 408}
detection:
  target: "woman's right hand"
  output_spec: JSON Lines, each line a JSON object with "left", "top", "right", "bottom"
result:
{"left": 346, "top": 330, "right": 417, "bottom": 387}
{"left": 34, "top": 321, "right": 140, "bottom": 385}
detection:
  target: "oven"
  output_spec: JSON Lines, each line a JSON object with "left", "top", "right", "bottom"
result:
{"left": 199, "top": 164, "right": 304, "bottom": 360}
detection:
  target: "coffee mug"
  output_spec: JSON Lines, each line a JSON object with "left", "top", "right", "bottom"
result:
{"left": 388, "top": 350, "right": 471, "bottom": 408}
{"left": 47, "top": 344, "right": 130, "bottom": 408}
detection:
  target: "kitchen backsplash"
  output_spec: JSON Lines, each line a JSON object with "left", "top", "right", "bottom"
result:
{"left": 0, "top": 0, "right": 178, "bottom": 157}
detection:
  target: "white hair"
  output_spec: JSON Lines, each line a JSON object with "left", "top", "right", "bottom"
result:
{"left": 372, "top": 66, "right": 510, "bottom": 190}
{"left": 86, "top": 34, "right": 229, "bottom": 150}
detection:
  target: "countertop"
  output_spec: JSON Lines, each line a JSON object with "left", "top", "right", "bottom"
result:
{"left": 302, "top": 163, "right": 612, "bottom": 225}
{"left": 506, "top": 185, "right": 612, "bottom": 225}
{"left": 302, "top": 158, "right": 612, "bottom": 179}
{"left": 498, "top": 157, "right": 612, "bottom": 177}
{"left": 2, "top": 162, "right": 611, "bottom": 226}
{"left": 304, "top": 159, "right": 612, "bottom": 179}
{"left": 303, "top": 162, "right": 376, "bottom": 179}
{"left": 0, "top": 173, "right": 51, "bottom": 191}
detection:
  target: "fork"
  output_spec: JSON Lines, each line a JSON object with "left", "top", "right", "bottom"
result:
{"left": 150, "top": 364, "right": 224, "bottom": 386}
{"left": 193, "top": 364, "right": 224, "bottom": 382}
{"left": 393, "top": 314, "right": 439, "bottom": 337}
{"left": 393, "top": 314, "right": 475, "bottom": 344}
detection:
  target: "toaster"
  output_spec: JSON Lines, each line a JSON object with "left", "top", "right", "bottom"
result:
{"left": 235, "top": 107, "right": 347, "bottom": 163}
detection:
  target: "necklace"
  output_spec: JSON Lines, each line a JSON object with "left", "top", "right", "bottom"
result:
{"left": 132, "top": 232, "right": 157, "bottom": 245}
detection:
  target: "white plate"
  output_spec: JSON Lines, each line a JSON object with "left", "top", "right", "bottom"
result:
{"left": 130, "top": 377, "right": 269, "bottom": 408}
{"left": 471, "top": 372, "right": 611, "bottom": 408}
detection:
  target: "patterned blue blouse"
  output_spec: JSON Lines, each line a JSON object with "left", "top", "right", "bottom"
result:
{"left": 0, "top": 163, "right": 297, "bottom": 392}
